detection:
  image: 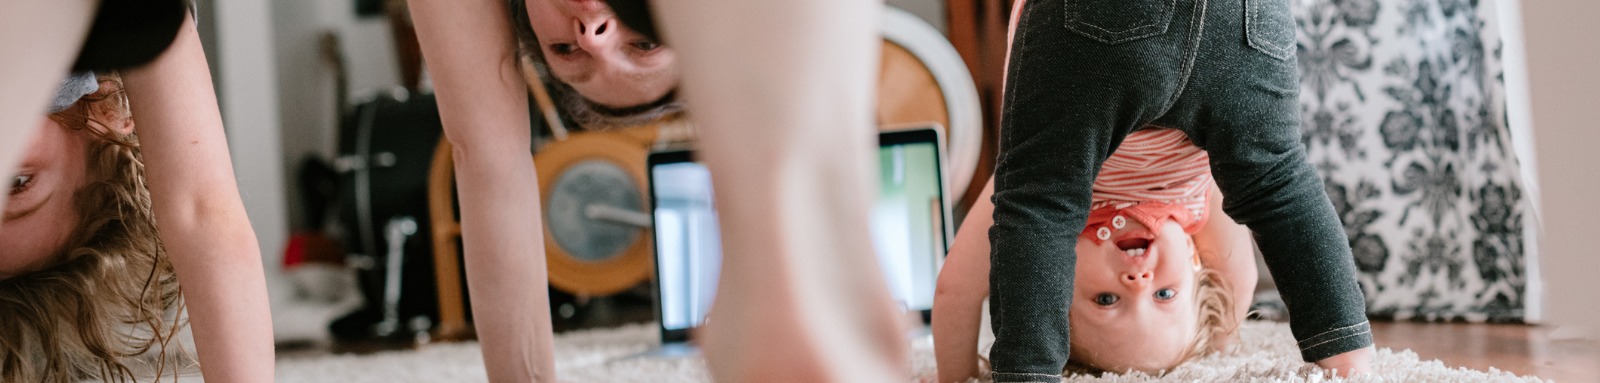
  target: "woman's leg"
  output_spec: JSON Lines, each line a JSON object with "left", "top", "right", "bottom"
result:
{"left": 0, "top": 0, "right": 95, "bottom": 220}
{"left": 653, "top": 1, "right": 906, "bottom": 381}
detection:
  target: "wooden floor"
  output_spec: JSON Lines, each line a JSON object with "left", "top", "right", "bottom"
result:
{"left": 1370, "top": 322, "right": 1600, "bottom": 382}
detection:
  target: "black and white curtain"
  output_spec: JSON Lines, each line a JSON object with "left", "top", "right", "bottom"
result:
{"left": 1293, "top": 0, "right": 1534, "bottom": 322}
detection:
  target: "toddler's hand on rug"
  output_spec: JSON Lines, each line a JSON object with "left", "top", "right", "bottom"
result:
{"left": 1314, "top": 346, "right": 1375, "bottom": 377}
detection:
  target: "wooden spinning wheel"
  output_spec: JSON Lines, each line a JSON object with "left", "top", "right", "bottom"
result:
{"left": 428, "top": 7, "right": 982, "bottom": 340}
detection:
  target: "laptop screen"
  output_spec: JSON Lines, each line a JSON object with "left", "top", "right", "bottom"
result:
{"left": 648, "top": 128, "right": 951, "bottom": 335}
{"left": 649, "top": 159, "right": 723, "bottom": 332}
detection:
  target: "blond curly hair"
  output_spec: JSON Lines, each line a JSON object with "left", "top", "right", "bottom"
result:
{"left": 0, "top": 73, "right": 186, "bottom": 382}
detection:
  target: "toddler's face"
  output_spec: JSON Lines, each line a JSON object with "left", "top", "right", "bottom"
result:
{"left": 1068, "top": 217, "right": 1201, "bottom": 373}
{"left": 0, "top": 118, "right": 91, "bottom": 279}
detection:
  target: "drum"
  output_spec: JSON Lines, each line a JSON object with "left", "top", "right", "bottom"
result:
{"left": 330, "top": 90, "right": 445, "bottom": 340}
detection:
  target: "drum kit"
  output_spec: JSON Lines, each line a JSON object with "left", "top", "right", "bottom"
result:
{"left": 338, "top": 7, "right": 985, "bottom": 341}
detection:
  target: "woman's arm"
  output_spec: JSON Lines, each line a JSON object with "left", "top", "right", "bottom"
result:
{"left": 405, "top": 1, "right": 555, "bottom": 382}
{"left": 121, "top": 14, "right": 274, "bottom": 383}
{"left": 0, "top": 0, "right": 95, "bottom": 220}
{"left": 1191, "top": 183, "right": 1259, "bottom": 325}
{"left": 933, "top": 180, "right": 996, "bottom": 383}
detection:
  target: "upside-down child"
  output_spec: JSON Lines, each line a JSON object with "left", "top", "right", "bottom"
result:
{"left": 933, "top": 128, "right": 1259, "bottom": 381}
{"left": 0, "top": 73, "right": 190, "bottom": 381}
{"left": 984, "top": 0, "right": 1375, "bottom": 381}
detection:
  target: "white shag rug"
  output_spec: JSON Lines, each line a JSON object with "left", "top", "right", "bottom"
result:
{"left": 274, "top": 321, "right": 1551, "bottom": 382}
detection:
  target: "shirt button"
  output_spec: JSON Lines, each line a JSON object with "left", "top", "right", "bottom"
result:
{"left": 1096, "top": 227, "right": 1112, "bottom": 241}
{"left": 1111, "top": 215, "right": 1127, "bottom": 229}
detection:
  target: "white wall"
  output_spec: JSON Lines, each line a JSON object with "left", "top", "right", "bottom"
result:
{"left": 271, "top": 0, "right": 344, "bottom": 213}
{"left": 1516, "top": 0, "right": 1600, "bottom": 335}
{"left": 1494, "top": 0, "right": 1543, "bottom": 323}
{"left": 209, "top": 0, "right": 289, "bottom": 295}
{"left": 272, "top": 0, "right": 402, "bottom": 231}
{"left": 887, "top": 0, "right": 946, "bottom": 34}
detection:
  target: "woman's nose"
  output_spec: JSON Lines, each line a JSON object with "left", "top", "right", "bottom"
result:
{"left": 575, "top": 17, "right": 618, "bottom": 51}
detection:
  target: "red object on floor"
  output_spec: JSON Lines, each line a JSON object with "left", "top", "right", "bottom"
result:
{"left": 283, "top": 231, "right": 344, "bottom": 268}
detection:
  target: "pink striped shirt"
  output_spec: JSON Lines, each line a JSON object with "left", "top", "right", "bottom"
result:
{"left": 1081, "top": 129, "right": 1214, "bottom": 243}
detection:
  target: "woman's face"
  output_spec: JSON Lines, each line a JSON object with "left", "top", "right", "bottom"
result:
{"left": 1068, "top": 217, "right": 1201, "bottom": 373}
{"left": 526, "top": 0, "right": 678, "bottom": 109}
{"left": 0, "top": 118, "right": 90, "bottom": 279}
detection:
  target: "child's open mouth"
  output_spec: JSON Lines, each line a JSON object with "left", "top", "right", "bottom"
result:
{"left": 1114, "top": 234, "right": 1152, "bottom": 257}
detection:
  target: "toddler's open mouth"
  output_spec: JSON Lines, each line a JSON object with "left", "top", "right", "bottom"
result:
{"left": 1114, "top": 232, "right": 1153, "bottom": 257}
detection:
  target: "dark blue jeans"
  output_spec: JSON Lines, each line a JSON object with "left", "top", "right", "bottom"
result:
{"left": 987, "top": 0, "right": 1371, "bottom": 380}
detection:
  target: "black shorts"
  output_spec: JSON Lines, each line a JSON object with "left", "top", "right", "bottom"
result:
{"left": 72, "top": 0, "right": 190, "bottom": 72}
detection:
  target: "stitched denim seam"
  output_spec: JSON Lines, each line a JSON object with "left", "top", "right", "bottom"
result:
{"left": 1066, "top": 14, "right": 1163, "bottom": 35}
{"left": 1296, "top": 320, "right": 1370, "bottom": 346}
{"left": 992, "top": 0, "right": 1038, "bottom": 351}
{"left": 992, "top": 371, "right": 1063, "bottom": 383}
{"left": 1063, "top": 0, "right": 1178, "bottom": 44}
{"left": 1245, "top": 0, "right": 1293, "bottom": 60}
{"left": 1161, "top": 0, "right": 1208, "bottom": 114}
{"left": 1299, "top": 329, "right": 1371, "bottom": 353}
{"left": 1068, "top": 0, "right": 1171, "bottom": 34}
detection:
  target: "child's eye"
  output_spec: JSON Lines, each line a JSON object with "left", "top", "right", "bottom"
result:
{"left": 1093, "top": 293, "right": 1119, "bottom": 306}
{"left": 1154, "top": 288, "right": 1177, "bottom": 301}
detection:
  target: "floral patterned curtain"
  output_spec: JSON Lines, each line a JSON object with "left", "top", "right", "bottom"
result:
{"left": 1294, "top": 0, "right": 1533, "bottom": 322}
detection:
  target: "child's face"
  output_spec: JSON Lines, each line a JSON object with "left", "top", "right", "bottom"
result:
{"left": 1069, "top": 216, "right": 1201, "bottom": 373}
{"left": 0, "top": 118, "right": 90, "bottom": 279}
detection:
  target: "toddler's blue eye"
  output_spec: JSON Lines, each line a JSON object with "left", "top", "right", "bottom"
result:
{"left": 1094, "top": 293, "right": 1119, "bottom": 306}
{"left": 1154, "top": 288, "right": 1177, "bottom": 301}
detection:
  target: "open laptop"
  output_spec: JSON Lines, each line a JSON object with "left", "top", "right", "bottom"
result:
{"left": 643, "top": 125, "right": 954, "bottom": 355}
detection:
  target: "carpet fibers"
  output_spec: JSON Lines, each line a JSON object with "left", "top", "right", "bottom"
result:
{"left": 274, "top": 321, "right": 1551, "bottom": 382}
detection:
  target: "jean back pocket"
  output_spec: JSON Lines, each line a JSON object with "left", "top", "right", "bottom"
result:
{"left": 1063, "top": 0, "right": 1178, "bottom": 44}
{"left": 1246, "top": 0, "right": 1297, "bottom": 60}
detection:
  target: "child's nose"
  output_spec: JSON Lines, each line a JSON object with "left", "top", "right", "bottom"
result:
{"left": 1119, "top": 271, "right": 1153, "bottom": 289}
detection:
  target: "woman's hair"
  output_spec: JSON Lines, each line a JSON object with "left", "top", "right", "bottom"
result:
{"left": 0, "top": 73, "right": 185, "bottom": 382}
{"left": 1062, "top": 267, "right": 1238, "bottom": 376}
{"left": 506, "top": 0, "right": 685, "bottom": 129}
